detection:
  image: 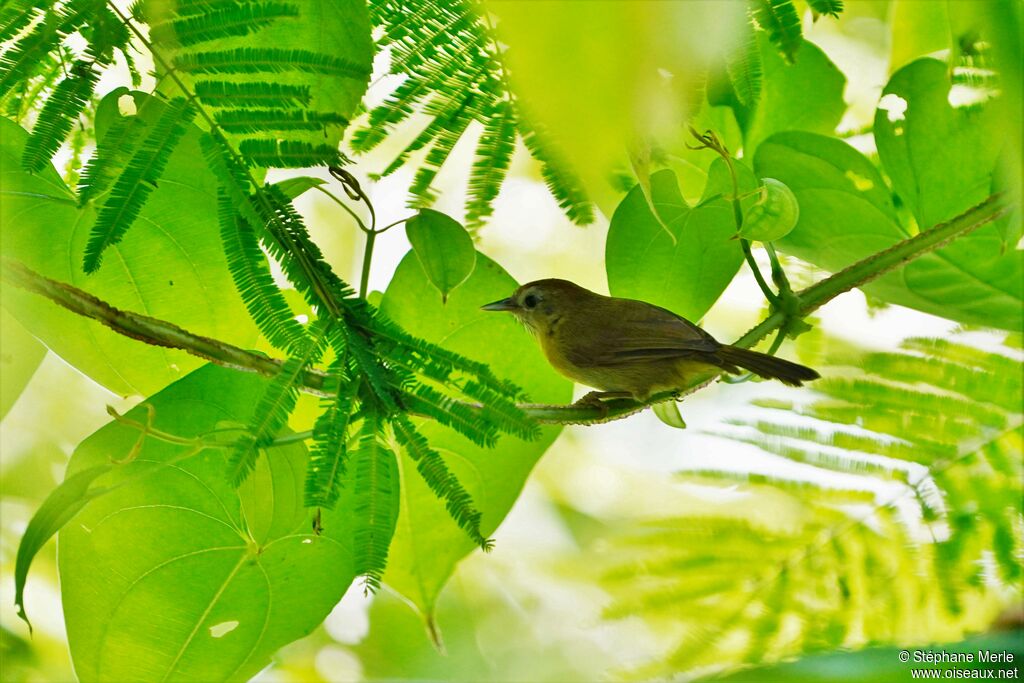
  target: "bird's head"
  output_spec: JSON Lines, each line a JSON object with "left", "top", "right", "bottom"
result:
{"left": 480, "top": 279, "right": 590, "bottom": 334}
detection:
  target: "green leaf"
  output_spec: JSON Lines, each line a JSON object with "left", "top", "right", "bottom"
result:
{"left": 58, "top": 365, "right": 370, "bottom": 682}
{"left": 739, "top": 177, "right": 799, "bottom": 241}
{"left": 272, "top": 175, "right": 324, "bottom": 199}
{"left": 743, "top": 33, "right": 846, "bottom": 155}
{"left": 15, "top": 464, "right": 112, "bottom": 631}
{"left": 606, "top": 164, "right": 753, "bottom": 322}
{"left": 405, "top": 209, "right": 476, "bottom": 303}
{"left": 380, "top": 251, "right": 572, "bottom": 618}
{"left": 875, "top": 58, "right": 1008, "bottom": 233}
{"left": 0, "top": 102, "right": 259, "bottom": 396}
{"left": 0, "top": 306, "right": 45, "bottom": 419}
{"left": 754, "top": 130, "right": 1023, "bottom": 331}
{"left": 652, "top": 401, "right": 687, "bottom": 429}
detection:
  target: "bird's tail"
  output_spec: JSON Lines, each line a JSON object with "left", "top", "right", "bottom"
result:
{"left": 716, "top": 345, "right": 820, "bottom": 387}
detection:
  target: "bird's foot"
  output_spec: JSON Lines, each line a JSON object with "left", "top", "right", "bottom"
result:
{"left": 571, "top": 391, "right": 634, "bottom": 415}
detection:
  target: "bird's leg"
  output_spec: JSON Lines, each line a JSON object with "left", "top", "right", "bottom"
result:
{"left": 572, "top": 390, "right": 635, "bottom": 412}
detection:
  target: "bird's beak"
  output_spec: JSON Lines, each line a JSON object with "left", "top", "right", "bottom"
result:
{"left": 480, "top": 297, "right": 518, "bottom": 312}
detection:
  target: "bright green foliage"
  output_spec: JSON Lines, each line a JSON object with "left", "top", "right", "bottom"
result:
{"left": 148, "top": 2, "right": 300, "bottom": 47}
{"left": 229, "top": 328, "right": 328, "bottom": 485}
{"left": 741, "top": 34, "right": 847, "bottom": 155}
{"left": 348, "top": 410, "right": 400, "bottom": 592}
{"left": 0, "top": 114, "right": 259, "bottom": 396}
{"left": 82, "top": 97, "right": 196, "bottom": 272}
{"left": 606, "top": 163, "right": 753, "bottom": 322}
{"left": 1, "top": 0, "right": 130, "bottom": 170}
{"left": 807, "top": 0, "right": 844, "bottom": 20}
{"left": 353, "top": 0, "right": 592, "bottom": 228}
{"left": 594, "top": 335, "right": 1021, "bottom": 679}
{"left": 755, "top": 130, "right": 1023, "bottom": 331}
{"left": 405, "top": 209, "right": 477, "bottom": 302}
{"left": 875, "top": 59, "right": 1010, "bottom": 236}
{"left": 304, "top": 363, "right": 358, "bottom": 509}
{"left": 751, "top": 0, "right": 803, "bottom": 64}
{"left": 0, "top": 307, "right": 45, "bottom": 419}
{"left": 726, "top": 17, "right": 763, "bottom": 109}
{"left": 57, "top": 366, "right": 368, "bottom": 682}
{"left": 381, "top": 251, "right": 572, "bottom": 618}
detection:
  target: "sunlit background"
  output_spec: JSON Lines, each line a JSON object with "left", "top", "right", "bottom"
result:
{"left": 2, "top": 2, "right": 1021, "bottom": 681}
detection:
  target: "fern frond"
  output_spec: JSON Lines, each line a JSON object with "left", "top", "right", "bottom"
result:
{"left": 213, "top": 109, "right": 348, "bottom": 134}
{"left": 228, "top": 328, "right": 328, "bottom": 485}
{"left": 82, "top": 98, "right": 196, "bottom": 273}
{"left": 751, "top": 0, "right": 803, "bottom": 64}
{"left": 0, "top": 0, "right": 93, "bottom": 98}
{"left": 406, "top": 384, "right": 497, "bottom": 447}
{"left": 76, "top": 109, "right": 151, "bottom": 206}
{"left": 304, "top": 363, "right": 359, "bottom": 509}
{"left": 0, "top": 0, "right": 49, "bottom": 44}
{"left": 237, "top": 138, "right": 343, "bottom": 168}
{"left": 465, "top": 99, "right": 515, "bottom": 229}
{"left": 355, "top": 0, "right": 593, "bottom": 225}
{"left": 726, "top": 15, "right": 763, "bottom": 108}
{"left": 349, "top": 409, "right": 398, "bottom": 592}
{"left": 516, "top": 106, "right": 596, "bottom": 225}
{"left": 391, "top": 414, "right": 492, "bottom": 550}
{"left": 216, "top": 191, "right": 310, "bottom": 354}
{"left": 21, "top": 59, "right": 98, "bottom": 172}
{"left": 172, "top": 47, "right": 369, "bottom": 79}
{"left": 332, "top": 322, "right": 399, "bottom": 412}
{"left": 149, "top": 2, "right": 299, "bottom": 48}
{"left": 807, "top": 0, "right": 843, "bottom": 19}
{"left": 194, "top": 80, "right": 311, "bottom": 108}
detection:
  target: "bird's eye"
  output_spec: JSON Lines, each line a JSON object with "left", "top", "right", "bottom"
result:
{"left": 523, "top": 294, "right": 539, "bottom": 309}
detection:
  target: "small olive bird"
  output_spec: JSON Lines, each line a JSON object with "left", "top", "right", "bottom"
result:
{"left": 482, "top": 279, "right": 819, "bottom": 403}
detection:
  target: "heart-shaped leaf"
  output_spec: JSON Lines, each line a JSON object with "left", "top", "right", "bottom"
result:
{"left": 405, "top": 209, "right": 476, "bottom": 303}
{"left": 58, "top": 365, "right": 368, "bottom": 682}
{"left": 606, "top": 163, "right": 753, "bottom": 321}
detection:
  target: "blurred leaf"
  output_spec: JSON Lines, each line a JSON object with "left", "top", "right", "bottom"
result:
{"left": 889, "top": 0, "right": 955, "bottom": 72}
{"left": 755, "top": 131, "right": 1023, "bottom": 331}
{"left": 380, "top": 251, "right": 572, "bottom": 619}
{"left": 606, "top": 163, "right": 753, "bottom": 322}
{"left": 273, "top": 175, "right": 325, "bottom": 200}
{"left": 405, "top": 209, "right": 477, "bottom": 303}
{"left": 489, "top": 0, "right": 744, "bottom": 213}
{"left": 0, "top": 108, "right": 258, "bottom": 397}
{"left": 58, "top": 365, "right": 366, "bottom": 682}
{"left": 751, "top": 0, "right": 803, "bottom": 64}
{"left": 0, "top": 306, "right": 44, "bottom": 419}
{"left": 153, "top": 0, "right": 372, "bottom": 162}
{"left": 744, "top": 33, "right": 846, "bottom": 155}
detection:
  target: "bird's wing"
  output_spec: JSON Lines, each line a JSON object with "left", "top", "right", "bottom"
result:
{"left": 565, "top": 301, "right": 721, "bottom": 367}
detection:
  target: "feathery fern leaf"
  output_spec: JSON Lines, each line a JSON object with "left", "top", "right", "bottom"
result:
{"left": 76, "top": 108, "right": 152, "bottom": 206}
{"left": 751, "top": 0, "right": 803, "bottom": 64}
{"left": 349, "top": 409, "right": 399, "bottom": 592}
{"left": 0, "top": 0, "right": 51, "bottom": 44}
{"left": 726, "top": 15, "right": 763, "bottom": 108}
{"left": 82, "top": 97, "right": 196, "bottom": 273}
{"left": 148, "top": 2, "right": 299, "bottom": 48}
{"left": 0, "top": 0, "right": 96, "bottom": 99}
{"left": 213, "top": 109, "right": 348, "bottom": 134}
{"left": 172, "top": 47, "right": 369, "bottom": 78}
{"left": 391, "top": 414, "right": 492, "bottom": 549}
{"left": 216, "top": 191, "right": 310, "bottom": 354}
{"left": 516, "top": 107, "right": 595, "bottom": 225}
{"left": 807, "top": 0, "right": 844, "bottom": 19}
{"left": 237, "top": 138, "right": 343, "bottom": 168}
{"left": 228, "top": 327, "right": 328, "bottom": 485}
{"left": 21, "top": 59, "right": 98, "bottom": 172}
{"left": 304, "top": 364, "right": 360, "bottom": 509}
{"left": 355, "top": 0, "right": 593, "bottom": 226}
{"left": 465, "top": 99, "right": 516, "bottom": 229}
{"left": 596, "top": 334, "right": 1022, "bottom": 678}
{"left": 406, "top": 384, "right": 497, "bottom": 447}
{"left": 194, "top": 80, "right": 311, "bottom": 108}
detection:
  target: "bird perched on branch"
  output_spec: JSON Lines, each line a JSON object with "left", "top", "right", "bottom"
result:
{"left": 482, "top": 279, "right": 818, "bottom": 405}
